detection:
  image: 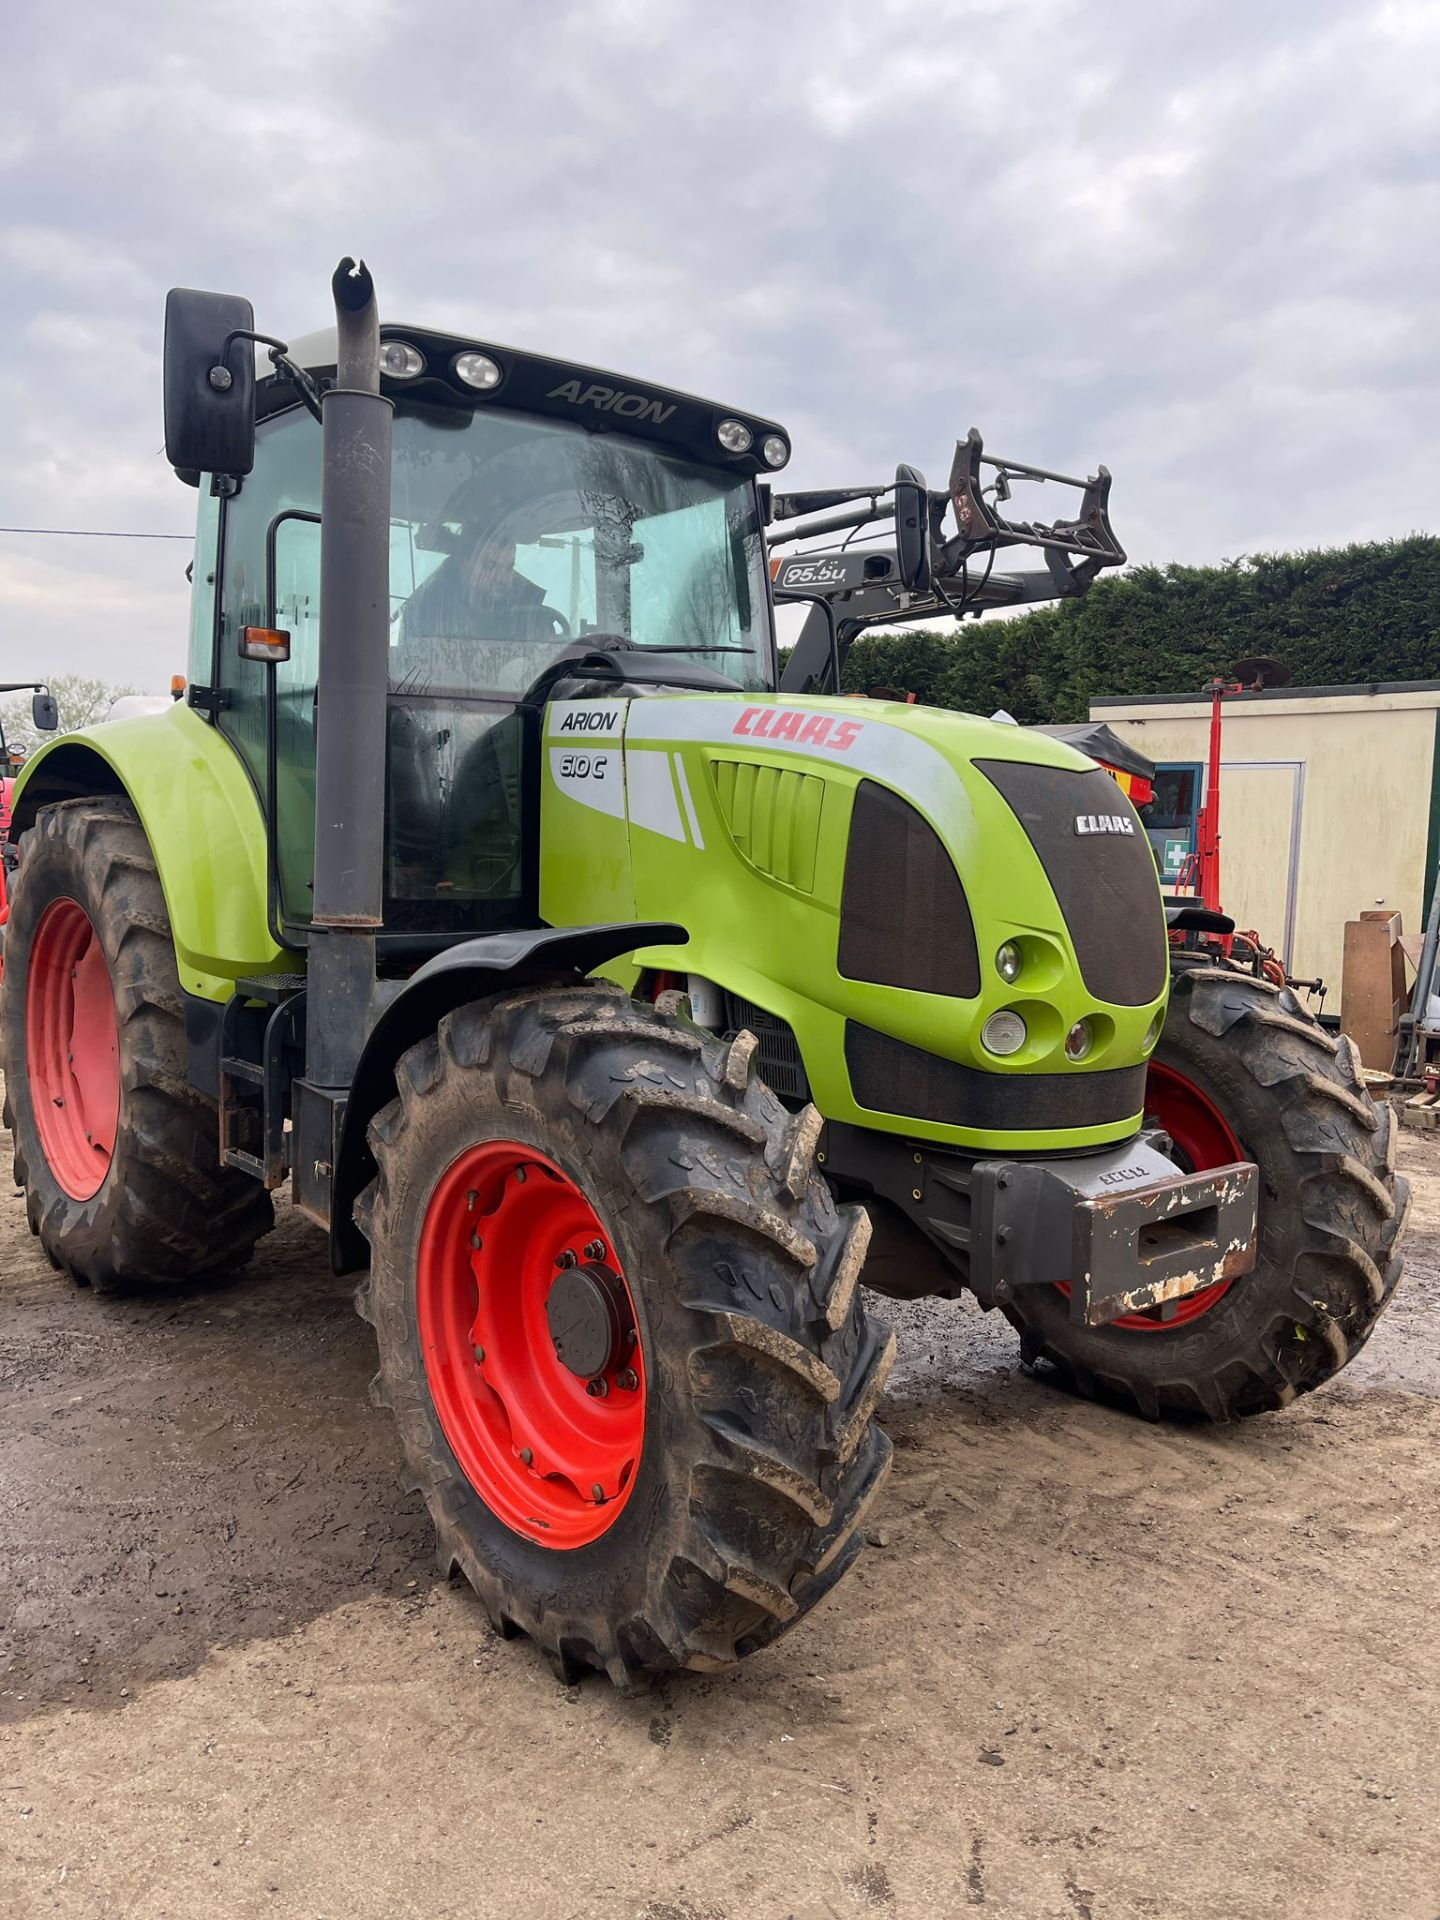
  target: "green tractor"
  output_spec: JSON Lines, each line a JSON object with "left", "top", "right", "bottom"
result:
{"left": 0, "top": 261, "right": 1406, "bottom": 1687}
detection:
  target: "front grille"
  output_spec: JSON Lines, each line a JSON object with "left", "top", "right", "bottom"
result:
{"left": 846, "top": 1021, "right": 1147, "bottom": 1131}
{"left": 724, "top": 993, "right": 811, "bottom": 1103}
{"left": 974, "top": 759, "right": 1167, "bottom": 1007}
{"left": 838, "top": 780, "right": 980, "bottom": 998}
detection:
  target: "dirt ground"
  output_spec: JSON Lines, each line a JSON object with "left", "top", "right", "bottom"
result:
{"left": 2, "top": 1107, "right": 1438, "bottom": 1920}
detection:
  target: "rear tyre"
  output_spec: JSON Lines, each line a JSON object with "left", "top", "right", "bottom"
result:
{"left": 998, "top": 967, "right": 1408, "bottom": 1420}
{"left": 0, "top": 798, "right": 274, "bottom": 1289}
{"left": 356, "top": 983, "right": 894, "bottom": 1688}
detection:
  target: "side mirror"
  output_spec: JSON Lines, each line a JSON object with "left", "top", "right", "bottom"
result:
{"left": 894, "top": 463, "right": 932, "bottom": 594}
{"left": 163, "top": 287, "right": 257, "bottom": 481}
{"left": 32, "top": 691, "right": 58, "bottom": 732}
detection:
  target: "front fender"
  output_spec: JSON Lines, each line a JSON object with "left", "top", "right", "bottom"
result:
{"left": 10, "top": 705, "right": 284, "bottom": 1001}
{"left": 330, "top": 920, "right": 686, "bottom": 1272}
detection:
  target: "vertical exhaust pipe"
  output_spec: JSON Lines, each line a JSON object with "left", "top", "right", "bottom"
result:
{"left": 307, "top": 257, "right": 393, "bottom": 1087}
{"left": 313, "top": 256, "right": 391, "bottom": 932}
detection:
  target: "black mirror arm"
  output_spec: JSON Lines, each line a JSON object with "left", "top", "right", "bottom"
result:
{"left": 266, "top": 348, "right": 325, "bottom": 424}
{"left": 206, "top": 327, "right": 287, "bottom": 394}
{"left": 208, "top": 328, "right": 326, "bottom": 425}
{"left": 218, "top": 326, "right": 289, "bottom": 363}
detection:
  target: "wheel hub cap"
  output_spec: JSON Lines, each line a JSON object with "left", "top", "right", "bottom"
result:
{"left": 546, "top": 1262, "right": 628, "bottom": 1381}
{"left": 415, "top": 1142, "right": 645, "bottom": 1548}
{"left": 25, "top": 897, "right": 119, "bottom": 1202}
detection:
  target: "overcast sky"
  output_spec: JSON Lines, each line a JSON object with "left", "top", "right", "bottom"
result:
{"left": 1, "top": 0, "right": 1434, "bottom": 692}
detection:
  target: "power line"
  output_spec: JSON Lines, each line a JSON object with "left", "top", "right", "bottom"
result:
{"left": 0, "top": 526, "right": 191, "bottom": 541}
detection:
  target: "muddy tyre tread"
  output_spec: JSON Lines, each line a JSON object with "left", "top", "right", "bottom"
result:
{"left": 1, "top": 798, "right": 273, "bottom": 1289}
{"left": 357, "top": 983, "right": 892, "bottom": 1689}
{"left": 999, "top": 967, "right": 1406, "bottom": 1421}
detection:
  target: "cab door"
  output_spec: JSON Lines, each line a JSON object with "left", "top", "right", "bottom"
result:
{"left": 214, "top": 405, "right": 322, "bottom": 940}
{"left": 215, "top": 402, "right": 531, "bottom": 945}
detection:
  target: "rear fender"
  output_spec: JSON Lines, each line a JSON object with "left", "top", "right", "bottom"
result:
{"left": 330, "top": 920, "right": 686, "bottom": 1272}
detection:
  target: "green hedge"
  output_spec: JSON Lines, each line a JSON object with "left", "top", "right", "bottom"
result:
{"left": 830, "top": 534, "right": 1440, "bottom": 724}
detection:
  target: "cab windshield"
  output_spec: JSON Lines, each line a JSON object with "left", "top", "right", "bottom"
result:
{"left": 385, "top": 402, "right": 773, "bottom": 696}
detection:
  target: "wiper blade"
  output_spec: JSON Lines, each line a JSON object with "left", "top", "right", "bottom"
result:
{"left": 584, "top": 635, "right": 753, "bottom": 654}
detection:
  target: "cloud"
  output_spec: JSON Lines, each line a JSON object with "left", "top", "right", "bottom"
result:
{"left": 0, "top": 0, "right": 1432, "bottom": 690}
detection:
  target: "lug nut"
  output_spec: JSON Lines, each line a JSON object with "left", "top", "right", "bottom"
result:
{"left": 470, "top": 1233, "right": 482, "bottom": 1250}
{"left": 466, "top": 1190, "right": 478, "bottom": 1210}
{"left": 555, "top": 1249, "right": 577, "bottom": 1269}
{"left": 518, "top": 1447, "right": 533, "bottom": 1466}
{"left": 514, "top": 1167, "right": 527, "bottom": 1183}
{"left": 591, "top": 1484, "right": 606, "bottom": 1503}
{"left": 583, "top": 1239, "right": 605, "bottom": 1261}
{"left": 617, "top": 1368, "right": 639, "bottom": 1392}
{"left": 472, "top": 1344, "right": 485, "bottom": 1363}
{"left": 585, "top": 1378, "right": 609, "bottom": 1398}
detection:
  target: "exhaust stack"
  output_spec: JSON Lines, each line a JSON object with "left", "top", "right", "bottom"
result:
{"left": 312, "top": 256, "right": 391, "bottom": 934}
{"left": 307, "top": 257, "right": 393, "bottom": 1086}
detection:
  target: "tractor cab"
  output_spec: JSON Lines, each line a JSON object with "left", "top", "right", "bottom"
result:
{"left": 185, "top": 321, "right": 783, "bottom": 951}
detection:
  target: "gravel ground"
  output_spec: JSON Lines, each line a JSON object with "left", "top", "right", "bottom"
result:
{"left": 2, "top": 1108, "right": 1438, "bottom": 1920}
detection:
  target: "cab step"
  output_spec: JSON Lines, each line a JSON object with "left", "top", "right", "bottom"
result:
{"left": 218, "top": 983, "right": 307, "bottom": 1188}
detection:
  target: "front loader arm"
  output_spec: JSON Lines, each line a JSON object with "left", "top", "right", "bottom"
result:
{"left": 772, "top": 427, "right": 1125, "bottom": 696}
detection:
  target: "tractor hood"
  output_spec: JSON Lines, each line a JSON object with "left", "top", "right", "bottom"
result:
{"left": 539, "top": 690, "right": 1170, "bottom": 1154}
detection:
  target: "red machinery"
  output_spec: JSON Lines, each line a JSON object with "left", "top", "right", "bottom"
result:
{"left": 1038, "top": 719, "right": 1154, "bottom": 806}
{"left": 1181, "top": 657, "right": 1290, "bottom": 916}
{"left": 1167, "top": 658, "right": 1325, "bottom": 1000}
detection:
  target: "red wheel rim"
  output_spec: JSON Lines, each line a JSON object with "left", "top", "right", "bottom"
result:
{"left": 25, "top": 897, "right": 119, "bottom": 1202}
{"left": 416, "top": 1141, "right": 645, "bottom": 1549}
{"left": 1060, "top": 1059, "right": 1246, "bottom": 1332}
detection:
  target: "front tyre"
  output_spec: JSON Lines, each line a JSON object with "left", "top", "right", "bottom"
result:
{"left": 357, "top": 984, "right": 894, "bottom": 1688}
{"left": 1000, "top": 968, "right": 1408, "bottom": 1420}
{"left": 0, "top": 798, "right": 274, "bottom": 1288}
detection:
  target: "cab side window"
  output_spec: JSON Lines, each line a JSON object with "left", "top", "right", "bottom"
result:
{"left": 215, "top": 403, "right": 528, "bottom": 938}
{"left": 216, "top": 409, "right": 323, "bottom": 924}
